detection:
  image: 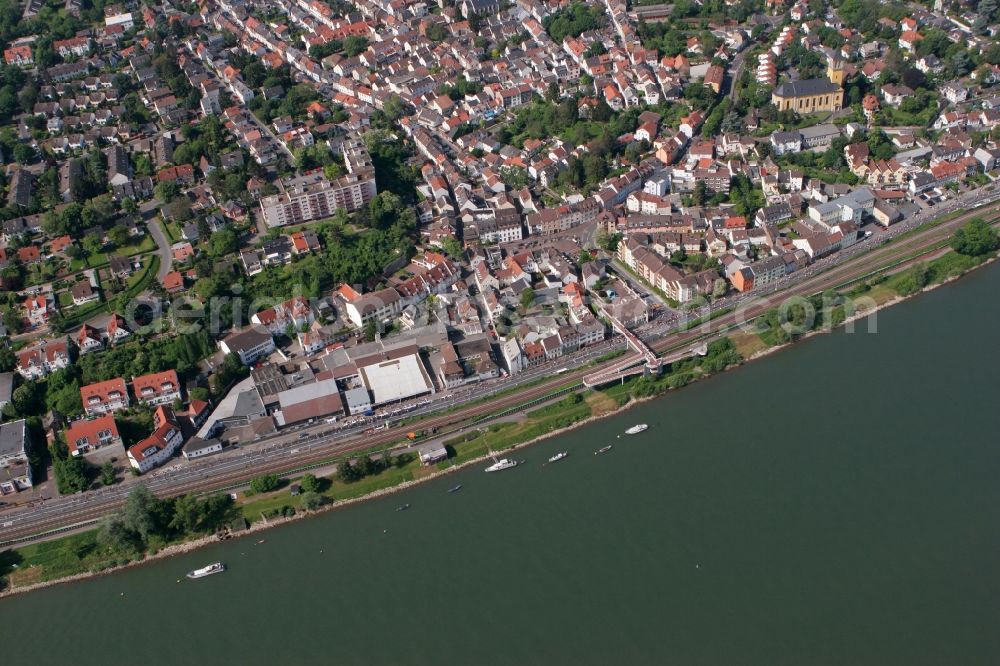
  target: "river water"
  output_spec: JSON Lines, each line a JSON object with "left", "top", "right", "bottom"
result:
{"left": 3, "top": 266, "right": 1000, "bottom": 665}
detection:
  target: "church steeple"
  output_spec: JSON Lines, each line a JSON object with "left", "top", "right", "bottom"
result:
{"left": 827, "top": 56, "right": 845, "bottom": 87}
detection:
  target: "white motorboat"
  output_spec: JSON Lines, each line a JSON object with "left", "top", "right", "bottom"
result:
{"left": 594, "top": 445, "right": 613, "bottom": 455}
{"left": 625, "top": 424, "right": 648, "bottom": 435}
{"left": 547, "top": 452, "right": 568, "bottom": 463}
{"left": 485, "top": 458, "right": 518, "bottom": 472}
{"left": 187, "top": 562, "right": 225, "bottom": 579}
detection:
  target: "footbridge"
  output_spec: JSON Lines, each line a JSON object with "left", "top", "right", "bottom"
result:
{"left": 583, "top": 309, "right": 708, "bottom": 387}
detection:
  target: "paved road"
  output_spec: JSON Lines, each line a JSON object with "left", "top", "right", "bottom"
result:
{"left": 146, "top": 215, "right": 172, "bottom": 283}
{"left": 2, "top": 189, "right": 998, "bottom": 544}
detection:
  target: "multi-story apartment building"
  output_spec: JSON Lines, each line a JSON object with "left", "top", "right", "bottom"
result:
{"left": 81, "top": 378, "right": 130, "bottom": 416}
{"left": 128, "top": 421, "right": 183, "bottom": 473}
{"left": 132, "top": 370, "right": 182, "bottom": 407}
{"left": 259, "top": 139, "right": 377, "bottom": 227}
{"left": 64, "top": 414, "right": 122, "bottom": 457}
{"left": 16, "top": 340, "right": 70, "bottom": 380}
{"left": 0, "top": 419, "right": 32, "bottom": 494}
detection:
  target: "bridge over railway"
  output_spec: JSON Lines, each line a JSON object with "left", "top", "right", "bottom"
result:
{"left": 583, "top": 308, "right": 708, "bottom": 388}
{"left": 583, "top": 309, "right": 708, "bottom": 387}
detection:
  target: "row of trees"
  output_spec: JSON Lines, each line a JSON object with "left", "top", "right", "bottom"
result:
{"left": 99, "top": 485, "right": 237, "bottom": 554}
{"left": 337, "top": 451, "right": 412, "bottom": 482}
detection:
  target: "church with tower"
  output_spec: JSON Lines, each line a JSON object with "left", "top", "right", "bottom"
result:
{"left": 770, "top": 57, "right": 845, "bottom": 114}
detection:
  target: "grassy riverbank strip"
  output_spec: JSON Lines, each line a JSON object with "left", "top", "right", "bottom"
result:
{"left": 3, "top": 225, "right": 998, "bottom": 596}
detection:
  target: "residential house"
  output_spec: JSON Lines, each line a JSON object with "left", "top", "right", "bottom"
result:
{"left": 0, "top": 420, "right": 32, "bottom": 494}
{"left": 219, "top": 326, "right": 276, "bottom": 365}
{"left": 16, "top": 340, "right": 70, "bottom": 379}
{"left": 127, "top": 421, "right": 183, "bottom": 473}
{"left": 64, "top": 414, "right": 121, "bottom": 457}
{"left": 132, "top": 369, "right": 182, "bottom": 407}
{"left": 81, "top": 377, "right": 130, "bottom": 416}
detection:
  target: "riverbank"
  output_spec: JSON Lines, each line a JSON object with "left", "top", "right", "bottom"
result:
{"left": 2, "top": 245, "right": 997, "bottom": 598}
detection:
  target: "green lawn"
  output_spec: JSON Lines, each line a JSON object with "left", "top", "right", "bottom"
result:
{"left": 240, "top": 463, "right": 421, "bottom": 522}
{"left": 1, "top": 530, "right": 120, "bottom": 589}
{"left": 67, "top": 237, "right": 156, "bottom": 272}
{"left": 878, "top": 105, "right": 937, "bottom": 127}
{"left": 162, "top": 220, "right": 182, "bottom": 243}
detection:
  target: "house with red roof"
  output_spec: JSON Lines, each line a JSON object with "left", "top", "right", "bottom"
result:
{"left": 65, "top": 414, "right": 122, "bottom": 457}
{"left": 76, "top": 324, "right": 103, "bottom": 355}
{"left": 81, "top": 378, "right": 130, "bottom": 416}
{"left": 17, "top": 245, "right": 41, "bottom": 264}
{"left": 106, "top": 314, "right": 131, "bottom": 344}
{"left": 156, "top": 164, "right": 194, "bottom": 184}
{"left": 162, "top": 270, "right": 185, "bottom": 292}
{"left": 290, "top": 230, "right": 321, "bottom": 254}
{"left": 48, "top": 235, "right": 74, "bottom": 254}
{"left": 23, "top": 294, "right": 52, "bottom": 326}
{"left": 250, "top": 296, "right": 314, "bottom": 335}
{"left": 171, "top": 241, "right": 195, "bottom": 263}
{"left": 899, "top": 31, "right": 922, "bottom": 51}
{"left": 3, "top": 44, "right": 33, "bottom": 67}
{"left": 16, "top": 340, "right": 69, "bottom": 379}
{"left": 128, "top": 421, "right": 183, "bottom": 473}
{"left": 132, "top": 369, "right": 182, "bottom": 407}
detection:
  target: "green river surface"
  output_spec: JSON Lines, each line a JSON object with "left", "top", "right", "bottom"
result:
{"left": 3, "top": 265, "right": 1000, "bottom": 665}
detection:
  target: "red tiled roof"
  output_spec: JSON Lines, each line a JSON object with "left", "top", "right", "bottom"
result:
{"left": 132, "top": 370, "right": 179, "bottom": 399}
{"left": 64, "top": 414, "right": 119, "bottom": 455}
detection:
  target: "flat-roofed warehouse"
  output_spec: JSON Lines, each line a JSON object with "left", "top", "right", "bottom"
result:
{"left": 359, "top": 354, "right": 434, "bottom": 406}
{"left": 275, "top": 377, "right": 345, "bottom": 426}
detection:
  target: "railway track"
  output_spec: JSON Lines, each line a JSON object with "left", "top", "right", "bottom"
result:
{"left": 3, "top": 201, "right": 998, "bottom": 546}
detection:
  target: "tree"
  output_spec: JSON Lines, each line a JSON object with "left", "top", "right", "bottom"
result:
{"left": 53, "top": 455, "right": 90, "bottom": 494}
{"left": 12, "top": 143, "right": 33, "bottom": 164}
{"left": 520, "top": 287, "right": 536, "bottom": 311}
{"left": 100, "top": 461, "right": 115, "bottom": 486}
{"left": 382, "top": 94, "right": 405, "bottom": 121}
{"left": 712, "top": 278, "right": 728, "bottom": 299}
{"left": 343, "top": 36, "right": 369, "bottom": 57}
{"left": 155, "top": 180, "right": 179, "bottom": 203}
{"left": 250, "top": 474, "right": 280, "bottom": 494}
{"left": 691, "top": 181, "right": 707, "bottom": 206}
{"left": 300, "top": 473, "right": 321, "bottom": 493}
{"left": 107, "top": 225, "right": 129, "bottom": 249}
{"left": 595, "top": 228, "right": 622, "bottom": 252}
{"left": 2, "top": 308, "right": 23, "bottom": 335}
{"left": 425, "top": 22, "right": 447, "bottom": 42}
{"left": 169, "top": 493, "right": 202, "bottom": 533}
{"left": 209, "top": 227, "right": 238, "bottom": 257}
{"left": 950, "top": 218, "right": 1000, "bottom": 257}
{"left": 83, "top": 234, "right": 104, "bottom": 256}
{"left": 98, "top": 515, "right": 139, "bottom": 554}
{"left": 440, "top": 236, "right": 463, "bottom": 259}
{"left": 363, "top": 318, "right": 378, "bottom": 342}
{"left": 299, "top": 491, "right": 322, "bottom": 511}
{"left": 10, "top": 383, "right": 38, "bottom": 415}
{"left": 123, "top": 484, "right": 160, "bottom": 541}
{"left": 338, "top": 460, "right": 362, "bottom": 482}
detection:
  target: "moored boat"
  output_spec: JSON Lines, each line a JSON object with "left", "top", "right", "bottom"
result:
{"left": 625, "top": 424, "right": 648, "bottom": 435}
{"left": 594, "top": 445, "right": 613, "bottom": 455}
{"left": 547, "top": 452, "right": 568, "bottom": 463}
{"left": 447, "top": 484, "right": 463, "bottom": 493}
{"left": 485, "top": 458, "right": 518, "bottom": 473}
{"left": 397, "top": 503, "right": 410, "bottom": 512}
{"left": 187, "top": 562, "right": 225, "bottom": 579}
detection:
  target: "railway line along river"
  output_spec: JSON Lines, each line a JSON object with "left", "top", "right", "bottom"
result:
{"left": 3, "top": 264, "right": 1000, "bottom": 664}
